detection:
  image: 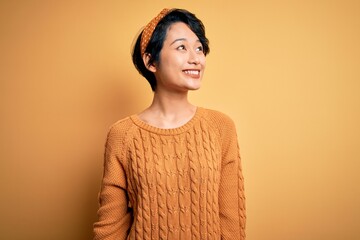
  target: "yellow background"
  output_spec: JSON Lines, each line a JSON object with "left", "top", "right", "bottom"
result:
{"left": 1, "top": 0, "right": 359, "bottom": 239}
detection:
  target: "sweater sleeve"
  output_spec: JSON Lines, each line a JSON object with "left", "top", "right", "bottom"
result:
{"left": 93, "top": 126, "right": 133, "bottom": 240}
{"left": 218, "top": 117, "right": 246, "bottom": 240}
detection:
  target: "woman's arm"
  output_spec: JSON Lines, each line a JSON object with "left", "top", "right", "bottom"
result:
{"left": 218, "top": 118, "right": 246, "bottom": 240}
{"left": 93, "top": 126, "right": 132, "bottom": 240}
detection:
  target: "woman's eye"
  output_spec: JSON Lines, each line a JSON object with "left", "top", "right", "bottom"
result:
{"left": 196, "top": 46, "right": 204, "bottom": 52}
{"left": 177, "top": 45, "right": 186, "bottom": 50}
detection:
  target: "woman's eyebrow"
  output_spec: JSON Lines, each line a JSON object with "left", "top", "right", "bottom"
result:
{"left": 170, "top": 38, "right": 187, "bottom": 45}
{"left": 170, "top": 38, "right": 201, "bottom": 46}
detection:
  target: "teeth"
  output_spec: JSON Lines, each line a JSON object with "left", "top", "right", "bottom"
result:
{"left": 184, "top": 70, "right": 199, "bottom": 75}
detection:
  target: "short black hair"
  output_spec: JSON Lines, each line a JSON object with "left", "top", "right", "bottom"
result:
{"left": 132, "top": 9, "right": 210, "bottom": 91}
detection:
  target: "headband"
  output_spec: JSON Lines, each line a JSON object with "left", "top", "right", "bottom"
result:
{"left": 140, "top": 8, "right": 173, "bottom": 56}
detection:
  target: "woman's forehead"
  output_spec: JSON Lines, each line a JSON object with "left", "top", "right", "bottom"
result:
{"left": 165, "top": 22, "right": 199, "bottom": 42}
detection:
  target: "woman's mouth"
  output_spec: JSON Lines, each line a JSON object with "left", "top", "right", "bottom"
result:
{"left": 183, "top": 70, "right": 200, "bottom": 77}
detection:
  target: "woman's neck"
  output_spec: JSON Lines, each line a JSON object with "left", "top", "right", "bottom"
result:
{"left": 138, "top": 90, "right": 197, "bottom": 129}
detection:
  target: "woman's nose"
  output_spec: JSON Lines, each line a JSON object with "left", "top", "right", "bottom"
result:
{"left": 188, "top": 49, "right": 200, "bottom": 65}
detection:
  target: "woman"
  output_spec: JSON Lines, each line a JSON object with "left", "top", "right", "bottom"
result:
{"left": 93, "top": 8, "right": 246, "bottom": 240}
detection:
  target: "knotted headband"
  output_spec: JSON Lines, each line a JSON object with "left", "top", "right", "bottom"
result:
{"left": 140, "top": 8, "right": 173, "bottom": 56}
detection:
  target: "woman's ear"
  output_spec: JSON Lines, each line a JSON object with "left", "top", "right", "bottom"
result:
{"left": 142, "top": 53, "right": 157, "bottom": 73}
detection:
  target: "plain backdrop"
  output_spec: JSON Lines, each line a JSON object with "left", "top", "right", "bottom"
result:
{"left": 1, "top": 0, "right": 359, "bottom": 239}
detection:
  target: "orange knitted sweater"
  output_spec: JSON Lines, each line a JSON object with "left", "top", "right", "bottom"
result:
{"left": 93, "top": 107, "right": 246, "bottom": 240}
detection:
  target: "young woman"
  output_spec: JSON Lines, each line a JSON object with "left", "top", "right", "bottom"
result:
{"left": 93, "top": 8, "right": 246, "bottom": 240}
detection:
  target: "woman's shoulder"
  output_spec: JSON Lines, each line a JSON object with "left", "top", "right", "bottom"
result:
{"left": 201, "top": 107, "right": 236, "bottom": 127}
{"left": 201, "top": 107, "right": 239, "bottom": 142}
{"left": 109, "top": 116, "right": 133, "bottom": 131}
{"left": 105, "top": 116, "right": 137, "bottom": 142}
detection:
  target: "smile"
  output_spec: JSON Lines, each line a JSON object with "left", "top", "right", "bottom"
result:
{"left": 183, "top": 70, "right": 200, "bottom": 76}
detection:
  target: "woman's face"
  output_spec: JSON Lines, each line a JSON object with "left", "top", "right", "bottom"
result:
{"left": 153, "top": 22, "right": 206, "bottom": 93}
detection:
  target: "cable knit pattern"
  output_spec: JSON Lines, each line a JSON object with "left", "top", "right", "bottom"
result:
{"left": 93, "top": 107, "right": 246, "bottom": 240}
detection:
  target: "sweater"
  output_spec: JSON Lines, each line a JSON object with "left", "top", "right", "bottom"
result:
{"left": 93, "top": 107, "right": 246, "bottom": 240}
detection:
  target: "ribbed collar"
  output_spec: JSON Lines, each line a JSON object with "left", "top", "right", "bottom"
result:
{"left": 130, "top": 107, "right": 204, "bottom": 135}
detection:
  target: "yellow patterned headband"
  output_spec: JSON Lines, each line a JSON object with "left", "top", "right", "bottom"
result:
{"left": 140, "top": 8, "right": 173, "bottom": 56}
